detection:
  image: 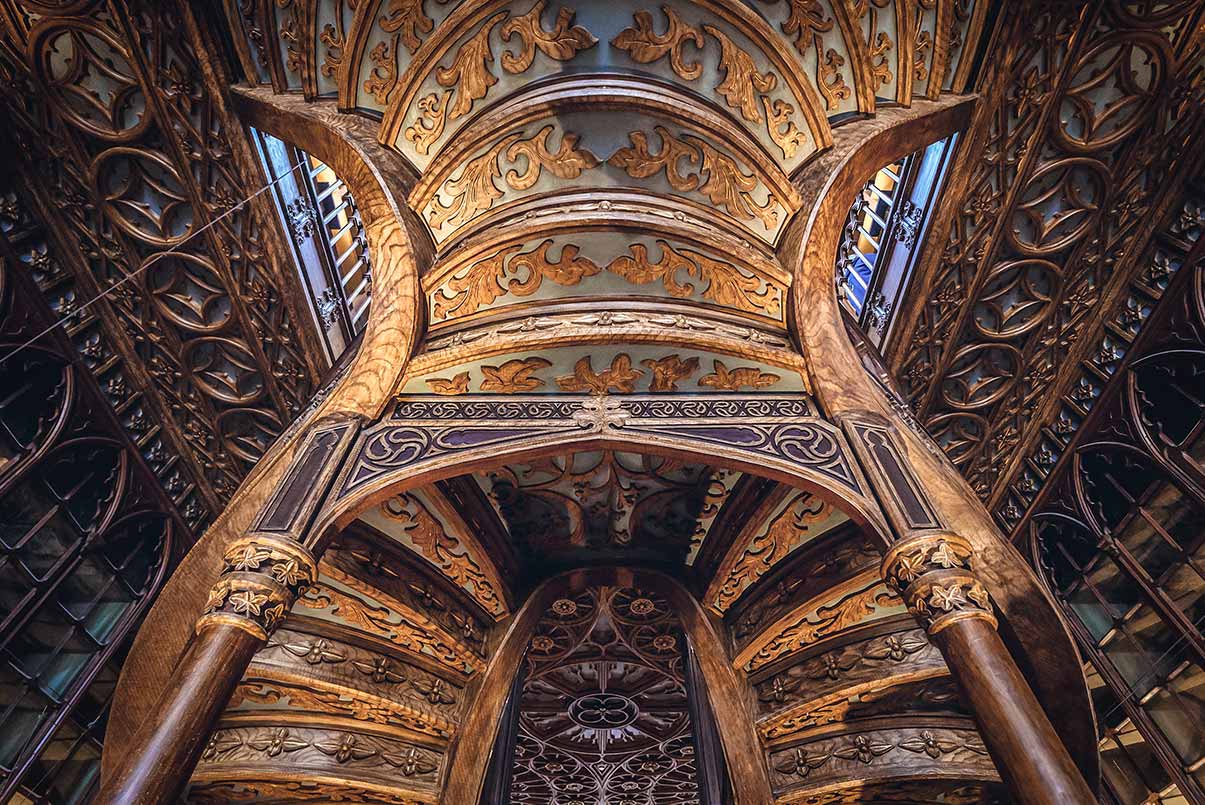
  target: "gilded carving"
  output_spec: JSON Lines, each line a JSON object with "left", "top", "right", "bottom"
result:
{"left": 712, "top": 492, "right": 830, "bottom": 613}
{"left": 380, "top": 0, "right": 434, "bottom": 54}
{"left": 229, "top": 680, "right": 447, "bottom": 735}
{"left": 762, "top": 97, "right": 807, "bottom": 158}
{"left": 196, "top": 725, "right": 442, "bottom": 781}
{"left": 480, "top": 357, "right": 553, "bottom": 393}
{"left": 609, "top": 128, "right": 779, "bottom": 229}
{"left": 611, "top": 7, "right": 704, "bottom": 80}
{"left": 428, "top": 127, "right": 598, "bottom": 230}
{"left": 641, "top": 354, "right": 700, "bottom": 391}
{"left": 500, "top": 0, "right": 597, "bottom": 74}
{"left": 556, "top": 354, "right": 644, "bottom": 394}
{"left": 612, "top": 12, "right": 809, "bottom": 157}
{"left": 405, "top": 1, "right": 594, "bottom": 154}
{"left": 297, "top": 578, "right": 482, "bottom": 673}
{"left": 376, "top": 493, "right": 508, "bottom": 617}
{"left": 426, "top": 372, "right": 470, "bottom": 395}
{"left": 364, "top": 38, "right": 400, "bottom": 105}
{"left": 405, "top": 90, "right": 449, "bottom": 155}
{"left": 437, "top": 12, "right": 506, "bottom": 121}
{"left": 706, "top": 25, "right": 776, "bottom": 122}
{"left": 698, "top": 359, "right": 780, "bottom": 390}
{"left": 746, "top": 582, "right": 899, "bottom": 671}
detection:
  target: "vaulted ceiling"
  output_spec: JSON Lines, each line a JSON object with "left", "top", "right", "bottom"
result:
{"left": 6, "top": 0, "right": 1196, "bottom": 803}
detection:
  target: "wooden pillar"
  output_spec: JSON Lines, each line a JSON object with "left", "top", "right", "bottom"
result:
{"left": 94, "top": 533, "right": 317, "bottom": 804}
{"left": 95, "top": 416, "right": 359, "bottom": 804}
{"left": 881, "top": 533, "right": 1097, "bottom": 805}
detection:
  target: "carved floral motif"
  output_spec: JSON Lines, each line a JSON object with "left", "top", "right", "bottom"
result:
{"left": 427, "top": 126, "right": 598, "bottom": 230}
{"left": 431, "top": 239, "right": 781, "bottom": 321}
{"left": 610, "top": 127, "right": 780, "bottom": 229}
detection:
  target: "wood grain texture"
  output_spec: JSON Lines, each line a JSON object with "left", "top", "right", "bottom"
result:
{"left": 101, "top": 89, "right": 426, "bottom": 783}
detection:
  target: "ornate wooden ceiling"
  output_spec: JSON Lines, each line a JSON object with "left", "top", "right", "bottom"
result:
{"left": 0, "top": 0, "right": 332, "bottom": 532}
{"left": 883, "top": 0, "right": 1205, "bottom": 531}
{"left": 1, "top": 0, "right": 1150, "bottom": 802}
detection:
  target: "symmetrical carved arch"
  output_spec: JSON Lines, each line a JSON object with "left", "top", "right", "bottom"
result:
{"left": 93, "top": 8, "right": 1108, "bottom": 803}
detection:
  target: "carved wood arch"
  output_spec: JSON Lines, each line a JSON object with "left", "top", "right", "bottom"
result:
{"left": 443, "top": 565, "right": 776, "bottom": 804}
{"left": 100, "top": 90, "right": 429, "bottom": 775}
{"left": 782, "top": 96, "right": 1102, "bottom": 783}
{"left": 306, "top": 399, "right": 894, "bottom": 555}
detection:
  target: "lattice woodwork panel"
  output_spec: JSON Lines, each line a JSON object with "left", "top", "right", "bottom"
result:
{"left": 890, "top": 0, "right": 1204, "bottom": 507}
{"left": 0, "top": 0, "right": 326, "bottom": 510}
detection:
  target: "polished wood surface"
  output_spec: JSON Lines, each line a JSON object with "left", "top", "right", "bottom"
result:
{"left": 95, "top": 625, "right": 262, "bottom": 805}
{"left": 937, "top": 618, "right": 1097, "bottom": 805}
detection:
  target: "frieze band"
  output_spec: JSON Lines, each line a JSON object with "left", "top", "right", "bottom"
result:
{"left": 198, "top": 535, "right": 319, "bottom": 640}
{"left": 880, "top": 534, "right": 996, "bottom": 635}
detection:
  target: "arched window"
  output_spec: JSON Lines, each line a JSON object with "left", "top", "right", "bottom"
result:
{"left": 0, "top": 352, "right": 170, "bottom": 800}
{"left": 1032, "top": 422, "right": 1205, "bottom": 801}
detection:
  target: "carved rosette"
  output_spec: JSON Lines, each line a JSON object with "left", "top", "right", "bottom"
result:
{"left": 198, "top": 535, "right": 319, "bottom": 640}
{"left": 880, "top": 534, "right": 996, "bottom": 635}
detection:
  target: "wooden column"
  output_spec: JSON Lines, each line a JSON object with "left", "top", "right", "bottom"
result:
{"left": 94, "top": 534, "right": 318, "bottom": 804}
{"left": 881, "top": 534, "right": 1097, "bottom": 805}
{"left": 96, "top": 416, "right": 359, "bottom": 804}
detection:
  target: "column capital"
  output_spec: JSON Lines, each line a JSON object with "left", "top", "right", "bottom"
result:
{"left": 881, "top": 532, "right": 997, "bottom": 635}
{"left": 197, "top": 534, "right": 318, "bottom": 640}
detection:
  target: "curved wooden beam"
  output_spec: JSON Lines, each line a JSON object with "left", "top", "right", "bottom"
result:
{"left": 781, "top": 94, "right": 1100, "bottom": 788}
{"left": 100, "top": 89, "right": 427, "bottom": 784}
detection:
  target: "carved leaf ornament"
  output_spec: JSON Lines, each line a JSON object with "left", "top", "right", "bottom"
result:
{"left": 432, "top": 239, "right": 781, "bottom": 321}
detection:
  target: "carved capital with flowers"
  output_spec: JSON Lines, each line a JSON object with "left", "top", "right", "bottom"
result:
{"left": 197, "top": 534, "right": 319, "bottom": 640}
{"left": 880, "top": 533, "right": 996, "bottom": 635}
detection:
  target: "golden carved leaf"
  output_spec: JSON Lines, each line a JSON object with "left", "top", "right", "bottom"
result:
{"left": 689, "top": 135, "right": 779, "bottom": 229}
{"left": 749, "top": 584, "right": 898, "bottom": 670}
{"left": 693, "top": 249, "right": 782, "bottom": 316}
{"left": 762, "top": 96, "right": 807, "bottom": 158}
{"left": 427, "top": 134, "right": 514, "bottom": 230}
{"left": 817, "top": 45, "right": 851, "bottom": 111}
{"left": 363, "top": 38, "right": 398, "bottom": 105}
{"left": 380, "top": 0, "right": 434, "bottom": 53}
{"left": 404, "top": 90, "right": 449, "bottom": 155}
{"left": 641, "top": 354, "right": 700, "bottom": 391}
{"left": 609, "top": 127, "right": 700, "bottom": 191}
{"left": 501, "top": 0, "right": 597, "bottom": 74}
{"left": 433, "top": 240, "right": 601, "bottom": 320}
{"left": 704, "top": 25, "right": 776, "bottom": 122}
{"left": 698, "top": 359, "right": 780, "bottom": 390}
{"left": 781, "top": 0, "right": 834, "bottom": 48}
{"left": 611, "top": 8, "right": 704, "bottom": 80}
{"left": 432, "top": 247, "right": 513, "bottom": 320}
{"left": 426, "top": 372, "right": 470, "bottom": 395}
{"left": 504, "top": 125, "right": 599, "bottom": 189}
{"left": 393, "top": 493, "right": 507, "bottom": 616}
{"left": 606, "top": 241, "right": 698, "bottom": 297}
{"left": 713, "top": 507, "right": 797, "bottom": 612}
{"left": 436, "top": 11, "right": 506, "bottom": 120}
{"left": 556, "top": 354, "right": 644, "bottom": 394}
{"left": 480, "top": 357, "right": 553, "bottom": 392}
{"left": 507, "top": 240, "right": 602, "bottom": 293}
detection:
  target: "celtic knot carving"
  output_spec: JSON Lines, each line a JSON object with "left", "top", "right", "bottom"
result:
{"left": 342, "top": 395, "right": 862, "bottom": 506}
